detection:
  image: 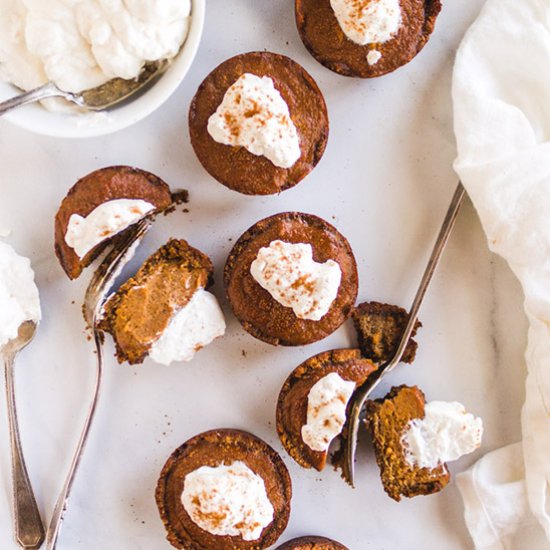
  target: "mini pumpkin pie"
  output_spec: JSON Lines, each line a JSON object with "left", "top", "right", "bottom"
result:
{"left": 352, "top": 301, "right": 421, "bottom": 364}
{"left": 54, "top": 165, "right": 173, "bottom": 280}
{"left": 98, "top": 239, "right": 225, "bottom": 365}
{"left": 277, "top": 536, "right": 349, "bottom": 549}
{"left": 224, "top": 212, "right": 358, "bottom": 346}
{"left": 277, "top": 349, "right": 376, "bottom": 470}
{"left": 295, "top": 0, "right": 442, "bottom": 78}
{"left": 189, "top": 51, "right": 329, "bottom": 195}
{"left": 155, "top": 429, "right": 292, "bottom": 550}
{"left": 365, "top": 385, "right": 483, "bottom": 501}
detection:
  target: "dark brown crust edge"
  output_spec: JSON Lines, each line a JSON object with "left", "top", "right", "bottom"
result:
{"left": 277, "top": 349, "right": 377, "bottom": 471}
{"left": 277, "top": 535, "right": 349, "bottom": 550}
{"left": 54, "top": 165, "right": 172, "bottom": 280}
{"left": 351, "top": 301, "right": 422, "bottom": 364}
{"left": 155, "top": 429, "right": 292, "bottom": 550}
{"left": 189, "top": 51, "right": 329, "bottom": 195}
{"left": 224, "top": 212, "right": 358, "bottom": 346}
{"left": 295, "top": 0, "right": 442, "bottom": 78}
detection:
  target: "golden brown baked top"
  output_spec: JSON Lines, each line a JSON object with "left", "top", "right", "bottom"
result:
{"left": 365, "top": 385, "right": 450, "bottom": 501}
{"left": 155, "top": 429, "right": 292, "bottom": 550}
{"left": 224, "top": 212, "right": 358, "bottom": 346}
{"left": 189, "top": 51, "right": 329, "bottom": 195}
{"left": 99, "top": 239, "right": 213, "bottom": 365}
{"left": 277, "top": 535, "right": 349, "bottom": 550}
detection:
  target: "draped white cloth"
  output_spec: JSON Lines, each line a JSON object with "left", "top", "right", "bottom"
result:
{"left": 453, "top": 0, "right": 550, "bottom": 547}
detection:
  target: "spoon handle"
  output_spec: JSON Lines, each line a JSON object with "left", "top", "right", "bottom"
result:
{"left": 4, "top": 353, "right": 45, "bottom": 549}
{"left": 0, "top": 83, "right": 78, "bottom": 116}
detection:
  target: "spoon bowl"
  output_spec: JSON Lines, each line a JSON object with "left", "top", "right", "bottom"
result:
{"left": 0, "top": 59, "right": 171, "bottom": 116}
{"left": 3, "top": 320, "right": 37, "bottom": 355}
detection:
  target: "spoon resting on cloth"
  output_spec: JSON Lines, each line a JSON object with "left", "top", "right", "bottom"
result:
{"left": 2, "top": 319, "right": 45, "bottom": 549}
{"left": 338, "top": 181, "right": 466, "bottom": 487}
{"left": 0, "top": 59, "right": 170, "bottom": 116}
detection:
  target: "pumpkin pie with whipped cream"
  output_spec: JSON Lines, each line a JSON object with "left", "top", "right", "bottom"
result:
{"left": 277, "top": 536, "right": 349, "bottom": 549}
{"left": 189, "top": 51, "right": 329, "bottom": 195}
{"left": 98, "top": 239, "right": 225, "bottom": 365}
{"left": 155, "top": 429, "right": 292, "bottom": 549}
{"left": 366, "top": 385, "right": 483, "bottom": 501}
{"left": 54, "top": 165, "right": 173, "bottom": 279}
{"left": 224, "top": 212, "right": 358, "bottom": 346}
{"left": 277, "top": 349, "right": 377, "bottom": 470}
{"left": 295, "top": 0, "right": 442, "bottom": 78}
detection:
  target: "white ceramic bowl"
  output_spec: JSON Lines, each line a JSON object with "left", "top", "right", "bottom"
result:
{"left": 0, "top": 0, "right": 205, "bottom": 139}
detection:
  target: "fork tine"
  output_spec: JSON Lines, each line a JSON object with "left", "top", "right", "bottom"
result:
{"left": 83, "top": 218, "right": 151, "bottom": 327}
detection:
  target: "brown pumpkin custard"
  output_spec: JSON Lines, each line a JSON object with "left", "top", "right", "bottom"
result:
{"left": 295, "top": 0, "right": 442, "bottom": 78}
{"left": 277, "top": 349, "right": 377, "bottom": 471}
{"left": 54, "top": 165, "right": 173, "bottom": 280}
{"left": 155, "top": 429, "right": 292, "bottom": 550}
{"left": 189, "top": 51, "right": 329, "bottom": 195}
{"left": 99, "top": 239, "right": 225, "bottom": 365}
{"left": 352, "top": 301, "right": 421, "bottom": 364}
{"left": 277, "top": 536, "right": 349, "bottom": 549}
{"left": 224, "top": 212, "right": 358, "bottom": 346}
{"left": 365, "top": 385, "right": 483, "bottom": 501}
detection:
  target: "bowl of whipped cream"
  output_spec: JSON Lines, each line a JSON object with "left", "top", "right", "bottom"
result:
{"left": 0, "top": 0, "right": 205, "bottom": 138}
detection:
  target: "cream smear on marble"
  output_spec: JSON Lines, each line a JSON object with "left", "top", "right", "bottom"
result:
{"left": 65, "top": 198, "right": 155, "bottom": 258}
{"left": 330, "top": 0, "right": 402, "bottom": 48}
{"left": 181, "top": 461, "right": 274, "bottom": 541}
{"left": 402, "top": 401, "right": 483, "bottom": 469}
{"left": 302, "top": 372, "right": 356, "bottom": 452}
{"left": 250, "top": 240, "right": 342, "bottom": 321}
{"left": 207, "top": 73, "right": 301, "bottom": 168}
{"left": 0, "top": 0, "right": 191, "bottom": 109}
{"left": 149, "top": 288, "right": 226, "bottom": 365}
{"left": 0, "top": 242, "right": 41, "bottom": 347}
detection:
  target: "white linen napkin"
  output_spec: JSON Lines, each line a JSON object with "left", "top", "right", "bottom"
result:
{"left": 453, "top": 0, "right": 550, "bottom": 547}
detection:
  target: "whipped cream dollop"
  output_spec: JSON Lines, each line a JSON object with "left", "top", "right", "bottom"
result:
{"left": 207, "top": 73, "right": 301, "bottom": 168}
{"left": 181, "top": 461, "right": 274, "bottom": 541}
{"left": 65, "top": 199, "right": 155, "bottom": 259}
{"left": 250, "top": 240, "right": 342, "bottom": 321}
{"left": 367, "top": 49, "right": 382, "bottom": 65}
{"left": 149, "top": 288, "right": 226, "bottom": 365}
{"left": 330, "top": 0, "right": 402, "bottom": 46}
{"left": 0, "top": 0, "right": 190, "bottom": 96}
{"left": 401, "top": 401, "right": 483, "bottom": 469}
{"left": 301, "top": 372, "right": 356, "bottom": 452}
{"left": 0, "top": 242, "right": 41, "bottom": 347}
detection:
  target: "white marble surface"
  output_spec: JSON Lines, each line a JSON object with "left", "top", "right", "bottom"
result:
{"left": 0, "top": 1, "right": 529, "bottom": 548}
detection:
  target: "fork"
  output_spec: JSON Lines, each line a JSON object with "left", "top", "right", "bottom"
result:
{"left": 45, "top": 218, "right": 151, "bottom": 550}
{"left": 339, "top": 181, "right": 466, "bottom": 486}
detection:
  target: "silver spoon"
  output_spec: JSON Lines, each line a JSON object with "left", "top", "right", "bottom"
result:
{"left": 45, "top": 218, "right": 151, "bottom": 550}
{"left": 3, "top": 320, "right": 45, "bottom": 549}
{"left": 339, "top": 181, "right": 466, "bottom": 486}
{"left": 0, "top": 59, "right": 170, "bottom": 116}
